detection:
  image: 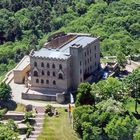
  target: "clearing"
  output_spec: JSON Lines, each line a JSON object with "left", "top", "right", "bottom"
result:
{"left": 37, "top": 108, "right": 81, "bottom": 140}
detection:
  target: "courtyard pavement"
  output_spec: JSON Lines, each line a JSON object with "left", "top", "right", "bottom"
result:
{"left": 9, "top": 80, "right": 72, "bottom": 107}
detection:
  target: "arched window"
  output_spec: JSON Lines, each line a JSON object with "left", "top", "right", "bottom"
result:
{"left": 58, "top": 73, "right": 63, "bottom": 79}
{"left": 41, "top": 62, "right": 44, "bottom": 67}
{"left": 53, "top": 80, "right": 56, "bottom": 85}
{"left": 52, "top": 63, "right": 55, "bottom": 69}
{"left": 46, "top": 80, "right": 49, "bottom": 84}
{"left": 42, "top": 70, "right": 44, "bottom": 75}
{"left": 36, "top": 79, "right": 39, "bottom": 83}
{"left": 41, "top": 79, "right": 44, "bottom": 84}
{"left": 47, "top": 63, "right": 50, "bottom": 68}
{"left": 59, "top": 64, "right": 62, "bottom": 69}
{"left": 34, "top": 62, "right": 37, "bottom": 67}
{"left": 47, "top": 71, "right": 50, "bottom": 76}
{"left": 53, "top": 72, "right": 55, "bottom": 77}
{"left": 34, "top": 71, "right": 38, "bottom": 77}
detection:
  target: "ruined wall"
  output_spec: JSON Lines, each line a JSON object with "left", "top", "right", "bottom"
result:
{"left": 44, "top": 34, "right": 76, "bottom": 49}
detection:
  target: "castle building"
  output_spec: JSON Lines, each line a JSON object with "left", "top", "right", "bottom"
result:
{"left": 30, "top": 32, "right": 100, "bottom": 92}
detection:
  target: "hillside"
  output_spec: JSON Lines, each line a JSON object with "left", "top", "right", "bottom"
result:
{"left": 0, "top": 0, "right": 140, "bottom": 79}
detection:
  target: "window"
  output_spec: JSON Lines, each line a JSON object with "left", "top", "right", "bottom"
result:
{"left": 80, "top": 78, "right": 83, "bottom": 82}
{"left": 90, "top": 57, "right": 92, "bottom": 62}
{"left": 46, "top": 80, "right": 49, "bottom": 84}
{"left": 85, "top": 60, "right": 87, "bottom": 65}
{"left": 87, "top": 50, "right": 89, "bottom": 55}
{"left": 42, "top": 70, "right": 44, "bottom": 75}
{"left": 36, "top": 79, "right": 39, "bottom": 83}
{"left": 85, "top": 52, "right": 86, "bottom": 57}
{"left": 34, "top": 62, "right": 37, "bottom": 67}
{"left": 34, "top": 71, "right": 38, "bottom": 77}
{"left": 80, "top": 69, "right": 82, "bottom": 74}
{"left": 47, "top": 71, "right": 50, "bottom": 76}
{"left": 95, "top": 62, "right": 97, "bottom": 66}
{"left": 59, "top": 64, "right": 62, "bottom": 69}
{"left": 90, "top": 49, "right": 91, "bottom": 54}
{"left": 90, "top": 66, "right": 92, "bottom": 71}
{"left": 53, "top": 80, "right": 56, "bottom": 85}
{"left": 41, "top": 62, "right": 44, "bottom": 67}
{"left": 41, "top": 79, "right": 44, "bottom": 84}
{"left": 95, "top": 46, "right": 96, "bottom": 50}
{"left": 80, "top": 61, "right": 82, "bottom": 66}
{"left": 53, "top": 72, "right": 55, "bottom": 77}
{"left": 95, "top": 53, "right": 96, "bottom": 58}
{"left": 58, "top": 73, "right": 63, "bottom": 79}
{"left": 52, "top": 63, "right": 55, "bottom": 69}
{"left": 47, "top": 63, "right": 50, "bottom": 68}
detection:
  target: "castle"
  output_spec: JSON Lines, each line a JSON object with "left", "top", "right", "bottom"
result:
{"left": 13, "top": 32, "right": 100, "bottom": 102}
{"left": 30, "top": 32, "right": 100, "bottom": 92}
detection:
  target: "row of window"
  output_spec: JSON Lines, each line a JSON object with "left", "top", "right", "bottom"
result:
{"left": 85, "top": 54, "right": 97, "bottom": 66}
{"left": 85, "top": 63, "right": 97, "bottom": 73}
{"left": 33, "top": 71, "right": 63, "bottom": 79}
{"left": 34, "top": 62, "right": 62, "bottom": 69}
{"left": 84, "top": 46, "right": 97, "bottom": 57}
{"left": 36, "top": 79, "right": 56, "bottom": 85}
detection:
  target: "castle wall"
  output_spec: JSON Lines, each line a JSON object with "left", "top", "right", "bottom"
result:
{"left": 30, "top": 56, "right": 71, "bottom": 91}
{"left": 83, "top": 38, "right": 100, "bottom": 77}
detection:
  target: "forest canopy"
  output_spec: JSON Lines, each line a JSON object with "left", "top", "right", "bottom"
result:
{"left": 0, "top": 0, "right": 140, "bottom": 77}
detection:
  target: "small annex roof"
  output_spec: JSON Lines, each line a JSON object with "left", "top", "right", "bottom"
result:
{"left": 33, "top": 48, "right": 70, "bottom": 59}
{"left": 59, "top": 36, "right": 97, "bottom": 53}
{"left": 14, "top": 55, "right": 30, "bottom": 71}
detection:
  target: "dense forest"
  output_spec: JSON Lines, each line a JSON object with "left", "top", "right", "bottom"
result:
{"left": 73, "top": 68, "right": 140, "bottom": 140}
{"left": 0, "top": 0, "right": 140, "bottom": 79}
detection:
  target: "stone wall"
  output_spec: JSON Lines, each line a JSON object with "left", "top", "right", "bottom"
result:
{"left": 44, "top": 34, "right": 76, "bottom": 49}
{"left": 30, "top": 56, "right": 72, "bottom": 90}
{"left": 3, "top": 114, "right": 24, "bottom": 121}
{"left": 22, "top": 92, "right": 56, "bottom": 101}
{"left": 82, "top": 38, "right": 100, "bottom": 80}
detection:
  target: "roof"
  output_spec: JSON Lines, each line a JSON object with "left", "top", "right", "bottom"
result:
{"left": 59, "top": 36, "right": 97, "bottom": 53}
{"left": 33, "top": 36, "right": 97, "bottom": 59}
{"left": 14, "top": 56, "right": 30, "bottom": 71}
{"left": 33, "top": 48, "right": 70, "bottom": 59}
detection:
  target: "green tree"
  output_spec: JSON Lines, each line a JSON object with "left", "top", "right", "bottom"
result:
{"left": 124, "top": 68, "right": 140, "bottom": 113}
{"left": 105, "top": 115, "right": 137, "bottom": 140}
{"left": 117, "top": 51, "right": 127, "bottom": 69}
{"left": 91, "top": 77, "right": 123, "bottom": 102}
{"left": 7, "top": 119, "right": 18, "bottom": 132}
{"left": 134, "top": 127, "right": 140, "bottom": 140}
{"left": 103, "top": 0, "right": 119, "bottom": 5}
{"left": 0, "top": 123, "right": 19, "bottom": 140}
{"left": 75, "top": 83, "right": 95, "bottom": 107}
{"left": 73, "top": 105, "right": 94, "bottom": 136}
{"left": 82, "top": 123, "right": 102, "bottom": 140}
{"left": 0, "top": 82, "right": 11, "bottom": 101}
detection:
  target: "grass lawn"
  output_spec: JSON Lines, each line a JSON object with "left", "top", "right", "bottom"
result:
{"left": 15, "top": 103, "right": 25, "bottom": 112}
{"left": 126, "top": 98, "right": 140, "bottom": 113}
{"left": 37, "top": 108, "right": 81, "bottom": 140}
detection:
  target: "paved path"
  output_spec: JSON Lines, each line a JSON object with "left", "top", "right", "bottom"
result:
{"left": 27, "top": 107, "right": 45, "bottom": 140}
{"left": 9, "top": 80, "right": 72, "bottom": 107}
{"left": 125, "top": 61, "right": 140, "bottom": 72}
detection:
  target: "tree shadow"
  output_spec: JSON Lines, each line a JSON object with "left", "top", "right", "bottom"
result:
{"left": 0, "top": 100, "right": 17, "bottom": 110}
{"left": 132, "top": 112, "right": 140, "bottom": 119}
